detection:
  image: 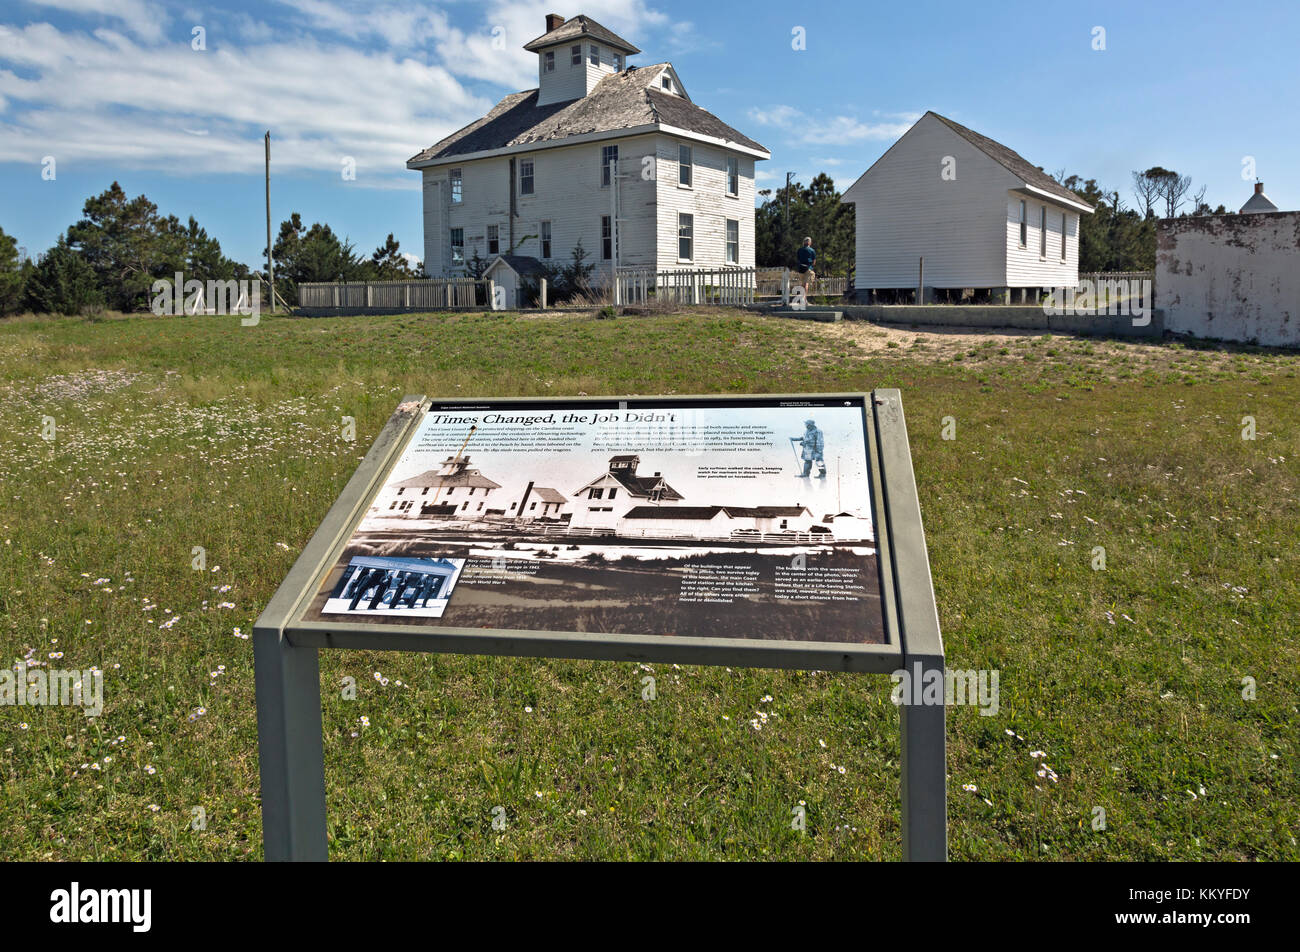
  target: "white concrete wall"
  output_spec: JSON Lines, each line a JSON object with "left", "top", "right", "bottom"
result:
{"left": 652, "top": 133, "right": 756, "bottom": 270}
{"left": 1157, "top": 212, "right": 1300, "bottom": 347}
{"left": 1005, "top": 195, "right": 1080, "bottom": 288}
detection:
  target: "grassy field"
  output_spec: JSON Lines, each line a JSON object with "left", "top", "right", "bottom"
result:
{"left": 0, "top": 307, "right": 1296, "bottom": 861}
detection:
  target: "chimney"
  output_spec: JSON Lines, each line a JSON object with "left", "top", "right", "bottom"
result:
{"left": 545, "top": 13, "right": 565, "bottom": 32}
{"left": 1256, "top": 182, "right": 1264, "bottom": 195}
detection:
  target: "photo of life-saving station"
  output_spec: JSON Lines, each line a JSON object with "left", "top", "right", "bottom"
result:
{"left": 354, "top": 442, "right": 874, "bottom": 558}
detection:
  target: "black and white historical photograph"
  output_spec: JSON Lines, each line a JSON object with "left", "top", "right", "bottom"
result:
{"left": 305, "top": 398, "right": 887, "bottom": 643}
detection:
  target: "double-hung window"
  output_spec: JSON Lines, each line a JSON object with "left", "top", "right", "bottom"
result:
{"left": 571, "top": 45, "right": 582, "bottom": 66}
{"left": 487, "top": 225, "right": 499, "bottom": 256}
{"left": 601, "top": 145, "right": 618, "bottom": 187}
{"left": 519, "top": 158, "right": 534, "bottom": 195}
{"left": 678, "top": 144, "right": 692, "bottom": 187}
{"left": 450, "top": 228, "right": 464, "bottom": 264}
{"left": 725, "top": 219, "right": 739, "bottom": 264}
{"left": 544, "top": 51, "right": 555, "bottom": 72}
{"left": 589, "top": 44, "right": 599, "bottom": 65}
{"left": 1039, "top": 205, "right": 1047, "bottom": 257}
{"left": 450, "top": 168, "right": 463, "bottom": 204}
{"left": 1018, "top": 200, "right": 1026, "bottom": 247}
{"left": 1060, "top": 212, "right": 1068, "bottom": 261}
{"left": 601, "top": 215, "right": 613, "bottom": 260}
{"left": 541, "top": 221, "right": 552, "bottom": 259}
{"left": 678, "top": 213, "right": 693, "bottom": 260}
{"left": 726, "top": 156, "right": 738, "bottom": 196}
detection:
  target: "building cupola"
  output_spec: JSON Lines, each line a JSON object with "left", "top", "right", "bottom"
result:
{"left": 524, "top": 13, "right": 641, "bottom": 106}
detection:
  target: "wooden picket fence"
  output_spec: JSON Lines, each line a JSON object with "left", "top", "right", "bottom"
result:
{"left": 613, "top": 267, "right": 758, "bottom": 306}
{"left": 297, "top": 278, "right": 482, "bottom": 309}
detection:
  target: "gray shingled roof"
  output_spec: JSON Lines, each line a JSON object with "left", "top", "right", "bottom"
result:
{"left": 487, "top": 253, "right": 544, "bottom": 275}
{"left": 622, "top": 506, "right": 725, "bottom": 520}
{"left": 393, "top": 465, "right": 502, "bottom": 490}
{"left": 523, "top": 15, "right": 640, "bottom": 54}
{"left": 531, "top": 487, "right": 567, "bottom": 503}
{"left": 928, "top": 112, "right": 1093, "bottom": 211}
{"left": 408, "top": 65, "right": 768, "bottom": 165}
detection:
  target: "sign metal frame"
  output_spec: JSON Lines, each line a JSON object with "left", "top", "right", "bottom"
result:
{"left": 253, "top": 390, "right": 945, "bottom": 861}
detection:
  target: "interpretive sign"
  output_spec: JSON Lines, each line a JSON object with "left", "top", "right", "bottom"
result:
{"left": 254, "top": 392, "right": 945, "bottom": 861}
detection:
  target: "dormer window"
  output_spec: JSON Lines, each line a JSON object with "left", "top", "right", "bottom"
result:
{"left": 589, "top": 44, "right": 599, "bottom": 65}
{"left": 544, "top": 51, "right": 555, "bottom": 72}
{"left": 662, "top": 75, "right": 672, "bottom": 92}
{"left": 571, "top": 44, "right": 581, "bottom": 65}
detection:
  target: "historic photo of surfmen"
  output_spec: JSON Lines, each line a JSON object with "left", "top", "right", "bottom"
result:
{"left": 304, "top": 398, "right": 886, "bottom": 645}
{"left": 322, "top": 556, "right": 466, "bottom": 619}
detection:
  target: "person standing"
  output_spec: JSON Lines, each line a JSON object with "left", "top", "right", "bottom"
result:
{"left": 795, "top": 237, "right": 817, "bottom": 295}
{"left": 793, "top": 419, "right": 826, "bottom": 478}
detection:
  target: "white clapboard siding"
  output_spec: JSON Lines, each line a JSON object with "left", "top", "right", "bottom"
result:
{"left": 423, "top": 133, "right": 662, "bottom": 277}
{"left": 421, "top": 131, "right": 759, "bottom": 280}
{"left": 652, "top": 134, "right": 755, "bottom": 271}
{"left": 1005, "top": 198, "right": 1081, "bottom": 288}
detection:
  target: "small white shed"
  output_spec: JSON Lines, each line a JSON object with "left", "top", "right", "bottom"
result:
{"left": 483, "top": 254, "right": 544, "bottom": 309}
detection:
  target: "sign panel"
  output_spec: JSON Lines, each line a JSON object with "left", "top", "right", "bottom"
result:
{"left": 256, "top": 391, "right": 945, "bottom": 861}
{"left": 294, "top": 395, "right": 891, "bottom": 660}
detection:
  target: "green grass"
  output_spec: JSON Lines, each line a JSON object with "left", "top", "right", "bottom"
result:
{"left": 0, "top": 308, "right": 1297, "bottom": 860}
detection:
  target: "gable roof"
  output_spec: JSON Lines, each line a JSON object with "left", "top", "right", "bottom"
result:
{"left": 485, "top": 254, "right": 544, "bottom": 276}
{"left": 392, "top": 468, "right": 502, "bottom": 490}
{"left": 531, "top": 487, "right": 567, "bottom": 504}
{"left": 524, "top": 15, "right": 640, "bottom": 54}
{"left": 408, "top": 65, "right": 768, "bottom": 166}
{"left": 928, "top": 112, "right": 1093, "bottom": 211}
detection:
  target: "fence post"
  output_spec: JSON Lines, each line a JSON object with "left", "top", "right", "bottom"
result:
{"left": 540, "top": 278, "right": 547, "bottom": 309}
{"left": 782, "top": 268, "right": 790, "bottom": 306}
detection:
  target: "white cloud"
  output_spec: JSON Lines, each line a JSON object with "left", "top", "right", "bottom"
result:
{"left": 22, "top": 0, "right": 167, "bottom": 43}
{"left": 0, "top": 1, "right": 680, "bottom": 181}
{"left": 0, "top": 21, "right": 492, "bottom": 183}
{"left": 747, "top": 105, "right": 920, "bottom": 146}
{"left": 275, "top": 0, "right": 673, "bottom": 89}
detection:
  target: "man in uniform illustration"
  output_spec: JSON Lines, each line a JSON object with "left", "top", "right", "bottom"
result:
{"left": 793, "top": 419, "right": 826, "bottom": 478}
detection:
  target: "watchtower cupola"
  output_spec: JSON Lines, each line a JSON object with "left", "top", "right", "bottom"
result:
{"left": 524, "top": 13, "right": 640, "bottom": 107}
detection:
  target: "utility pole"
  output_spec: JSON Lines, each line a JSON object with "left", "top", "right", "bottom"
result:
{"left": 265, "top": 131, "right": 274, "bottom": 314}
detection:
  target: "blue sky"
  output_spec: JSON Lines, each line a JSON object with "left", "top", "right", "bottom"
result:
{"left": 1, "top": 0, "right": 1294, "bottom": 267}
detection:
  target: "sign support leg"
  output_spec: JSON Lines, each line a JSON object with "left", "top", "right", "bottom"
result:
{"left": 254, "top": 628, "right": 328, "bottom": 861}
{"left": 900, "top": 651, "right": 946, "bottom": 861}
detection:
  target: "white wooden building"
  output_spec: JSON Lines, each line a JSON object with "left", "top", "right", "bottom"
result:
{"left": 372, "top": 455, "right": 503, "bottom": 521}
{"left": 841, "top": 112, "right": 1094, "bottom": 298}
{"left": 569, "top": 454, "right": 685, "bottom": 530}
{"left": 407, "top": 14, "right": 769, "bottom": 281}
